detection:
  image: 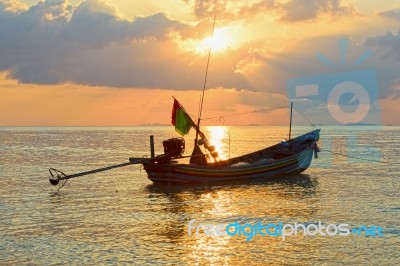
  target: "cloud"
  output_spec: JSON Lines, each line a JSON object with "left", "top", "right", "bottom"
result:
{"left": 0, "top": 0, "right": 27, "bottom": 13}
{"left": 190, "top": 0, "right": 231, "bottom": 18}
{"left": 132, "top": 12, "right": 186, "bottom": 40}
{"left": 378, "top": 8, "right": 400, "bottom": 22}
{"left": 278, "top": 0, "right": 358, "bottom": 22}
{"left": 0, "top": 0, "right": 395, "bottom": 97}
{"left": 363, "top": 29, "right": 400, "bottom": 98}
{"left": 0, "top": 0, "right": 250, "bottom": 89}
{"left": 365, "top": 29, "right": 400, "bottom": 61}
{"left": 183, "top": 0, "right": 358, "bottom": 22}
{"left": 236, "top": 33, "right": 400, "bottom": 103}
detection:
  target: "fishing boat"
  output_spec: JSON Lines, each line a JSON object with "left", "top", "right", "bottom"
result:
{"left": 48, "top": 17, "right": 321, "bottom": 187}
{"left": 48, "top": 101, "right": 321, "bottom": 186}
{"left": 136, "top": 135, "right": 320, "bottom": 184}
{"left": 128, "top": 100, "right": 320, "bottom": 184}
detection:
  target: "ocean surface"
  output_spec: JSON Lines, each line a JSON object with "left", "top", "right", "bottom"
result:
{"left": 0, "top": 126, "right": 399, "bottom": 265}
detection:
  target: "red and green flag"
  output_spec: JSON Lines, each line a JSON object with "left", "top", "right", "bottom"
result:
{"left": 171, "top": 99, "right": 194, "bottom": 136}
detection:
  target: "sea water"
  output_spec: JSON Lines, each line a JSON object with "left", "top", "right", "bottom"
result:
{"left": 0, "top": 126, "right": 399, "bottom": 265}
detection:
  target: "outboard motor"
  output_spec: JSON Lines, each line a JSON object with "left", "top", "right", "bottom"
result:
{"left": 163, "top": 138, "right": 185, "bottom": 159}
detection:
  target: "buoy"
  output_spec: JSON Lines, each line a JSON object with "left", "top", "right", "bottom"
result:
{"left": 204, "top": 141, "right": 210, "bottom": 149}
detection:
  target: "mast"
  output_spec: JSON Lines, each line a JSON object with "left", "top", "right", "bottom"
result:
{"left": 289, "top": 102, "right": 293, "bottom": 141}
{"left": 195, "top": 15, "right": 216, "bottom": 142}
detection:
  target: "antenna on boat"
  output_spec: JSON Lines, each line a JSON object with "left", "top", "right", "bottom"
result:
{"left": 289, "top": 102, "right": 293, "bottom": 148}
{"left": 195, "top": 15, "right": 217, "bottom": 143}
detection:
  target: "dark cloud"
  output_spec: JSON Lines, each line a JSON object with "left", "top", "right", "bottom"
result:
{"left": 0, "top": 0, "right": 250, "bottom": 89}
{"left": 378, "top": 8, "right": 400, "bottom": 22}
{"left": 132, "top": 13, "right": 186, "bottom": 40}
{"left": 363, "top": 29, "right": 400, "bottom": 98}
{"left": 240, "top": 34, "right": 400, "bottom": 101}
{"left": 365, "top": 29, "right": 400, "bottom": 61}
{"left": 0, "top": 0, "right": 395, "bottom": 98}
{"left": 184, "top": 0, "right": 357, "bottom": 22}
{"left": 278, "top": 0, "right": 357, "bottom": 22}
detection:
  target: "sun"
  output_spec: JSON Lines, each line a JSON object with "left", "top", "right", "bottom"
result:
{"left": 196, "top": 27, "right": 236, "bottom": 54}
{"left": 176, "top": 25, "right": 241, "bottom": 55}
{"left": 200, "top": 31, "right": 229, "bottom": 52}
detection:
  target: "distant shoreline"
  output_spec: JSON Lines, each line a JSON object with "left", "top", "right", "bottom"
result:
{"left": 0, "top": 125, "right": 398, "bottom": 128}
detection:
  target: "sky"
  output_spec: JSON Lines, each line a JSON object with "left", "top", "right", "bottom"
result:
{"left": 0, "top": 0, "right": 399, "bottom": 126}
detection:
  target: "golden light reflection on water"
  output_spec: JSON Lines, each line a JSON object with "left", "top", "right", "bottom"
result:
{"left": 205, "top": 126, "right": 229, "bottom": 160}
{"left": 1, "top": 127, "right": 398, "bottom": 265}
{"left": 148, "top": 178, "right": 319, "bottom": 265}
{"left": 200, "top": 190, "right": 236, "bottom": 217}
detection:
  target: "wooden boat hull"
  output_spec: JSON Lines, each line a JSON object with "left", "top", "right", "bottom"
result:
{"left": 143, "top": 150, "right": 313, "bottom": 183}
{"left": 141, "top": 130, "right": 320, "bottom": 184}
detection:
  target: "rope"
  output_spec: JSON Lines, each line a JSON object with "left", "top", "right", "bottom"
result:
{"left": 200, "top": 105, "right": 318, "bottom": 130}
{"left": 293, "top": 106, "right": 318, "bottom": 129}
{"left": 201, "top": 106, "right": 288, "bottom": 121}
{"left": 57, "top": 179, "right": 68, "bottom": 192}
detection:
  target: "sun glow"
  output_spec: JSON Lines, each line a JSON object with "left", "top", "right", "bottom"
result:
{"left": 197, "top": 28, "right": 236, "bottom": 54}
{"left": 177, "top": 26, "right": 240, "bottom": 55}
{"left": 206, "top": 126, "right": 229, "bottom": 160}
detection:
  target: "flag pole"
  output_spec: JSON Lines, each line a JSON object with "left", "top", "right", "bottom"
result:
{"left": 195, "top": 15, "right": 216, "bottom": 143}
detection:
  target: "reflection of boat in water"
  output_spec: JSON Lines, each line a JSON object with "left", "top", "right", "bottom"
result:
{"left": 145, "top": 173, "right": 317, "bottom": 192}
